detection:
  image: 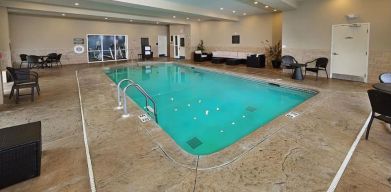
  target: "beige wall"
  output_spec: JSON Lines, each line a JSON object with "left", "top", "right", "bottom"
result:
{"left": 9, "top": 14, "right": 168, "bottom": 65}
{"left": 272, "top": 12, "right": 282, "bottom": 45}
{"left": 169, "top": 24, "right": 192, "bottom": 59}
{"left": 282, "top": 0, "right": 391, "bottom": 82}
{"left": 198, "top": 14, "right": 275, "bottom": 53}
{"left": 0, "top": 7, "right": 11, "bottom": 104}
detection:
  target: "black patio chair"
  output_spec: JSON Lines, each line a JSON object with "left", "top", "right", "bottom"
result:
{"left": 19, "top": 54, "right": 28, "bottom": 68}
{"left": 6, "top": 67, "right": 40, "bottom": 104}
{"left": 27, "top": 55, "right": 45, "bottom": 69}
{"left": 281, "top": 55, "right": 298, "bottom": 73}
{"left": 305, "top": 57, "right": 329, "bottom": 80}
{"left": 379, "top": 73, "right": 391, "bottom": 83}
{"left": 45, "top": 53, "right": 57, "bottom": 68}
{"left": 55, "top": 54, "right": 62, "bottom": 67}
{"left": 365, "top": 89, "right": 391, "bottom": 140}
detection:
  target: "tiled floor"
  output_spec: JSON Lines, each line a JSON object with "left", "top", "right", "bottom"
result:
{"left": 0, "top": 59, "right": 390, "bottom": 191}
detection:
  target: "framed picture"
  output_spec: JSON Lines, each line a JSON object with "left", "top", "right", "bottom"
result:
{"left": 232, "top": 35, "right": 240, "bottom": 44}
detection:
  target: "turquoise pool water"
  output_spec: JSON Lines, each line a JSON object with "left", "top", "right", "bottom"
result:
{"left": 106, "top": 63, "right": 315, "bottom": 155}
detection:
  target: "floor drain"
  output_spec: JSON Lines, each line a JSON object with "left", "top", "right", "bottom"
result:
{"left": 285, "top": 111, "right": 300, "bottom": 119}
{"left": 246, "top": 106, "right": 257, "bottom": 112}
{"left": 138, "top": 114, "right": 151, "bottom": 123}
{"left": 187, "top": 137, "right": 202, "bottom": 149}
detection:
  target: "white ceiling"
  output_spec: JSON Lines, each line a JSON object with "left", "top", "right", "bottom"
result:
{"left": 0, "top": 0, "right": 304, "bottom": 24}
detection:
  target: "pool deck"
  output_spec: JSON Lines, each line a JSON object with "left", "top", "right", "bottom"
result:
{"left": 0, "top": 59, "right": 390, "bottom": 191}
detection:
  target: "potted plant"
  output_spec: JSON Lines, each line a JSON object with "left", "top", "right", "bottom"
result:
{"left": 262, "top": 40, "right": 282, "bottom": 68}
{"left": 197, "top": 40, "right": 205, "bottom": 52}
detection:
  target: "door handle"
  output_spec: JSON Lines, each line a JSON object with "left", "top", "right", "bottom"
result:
{"left": 333, "top": 53, "right": 339, "bottom": 55}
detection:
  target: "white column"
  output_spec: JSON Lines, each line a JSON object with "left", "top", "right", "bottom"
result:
{"left": 0, "top": 6, "right": 11, "bottom": 104}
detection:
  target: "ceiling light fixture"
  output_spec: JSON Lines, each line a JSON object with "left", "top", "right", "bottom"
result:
{"left": 173, "top": 16, "right": 176, "bottom": 18}
{"left": 74, "top": 2, "right": 79, "bottom": 6}
{"left": 105, "top": 17, "right": 108, "bottom": 20}
{"left": 265, "top": 5, "right": 269, "bottom": 8}
{"left": 273, "top": 9, "right": 277, "bottom": 12}
{"left": 232, "top": 10, "right": 236, "bottom": 13}
{"left": 129, "top": 19, "right": 133, "bottom": 22}
{"left": 186, "top": 17, "right": 190, "bottom": 20}
{"left": 254, "top": 1, "right": 258, "bottom": 4}
{"left": 220, "top": 8, "right": 224, "bottom": 10}
{"left": 156, "top": 21, "right": 160, "bottom": 24}
{"left": 243, "top": 13, "right": 247, "bottom": 16}
{"left": 198, "top": 19, "right": 201, "bottom": 22}
{"left": 61, "top": 13, "right": 66, "bottom": 16}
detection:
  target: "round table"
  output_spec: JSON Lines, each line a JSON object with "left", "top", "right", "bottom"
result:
{"left": 373, "top": 83, "right": 391, "bottom": 94}
{"left": 290, "top": 63, "right": 307, "bottom": 80}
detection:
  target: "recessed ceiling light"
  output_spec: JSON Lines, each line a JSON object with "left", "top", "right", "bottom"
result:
{"left": 61, "top": 13, "right": 66, "bottom": 16}
{"left": 232, "top": 10, "right": 236, "bottom": 13}
{"left": 74, "top": 2, "right": 79, "bottom": 6}
{"left": 243, "top": 13, "right": 247, "bottom": 16}
{"left": 129, "top": 19, "right": 133, "bottom": 22}
{"left": 173, "top": 16, "right": 176, "bottom": 18}
{"left": 186, "top": 17, "right": 190, "bottom": 20}
{"left": 273, "top": 9, "right": 277, "bottom": 12}
{"left": 265, "top": 5, "right": 269, "bottom": 8}
{"left": 105, "top": 17, "right": 108, "bottom": 20}
{"left": 254, "top": 1, "right": 258, "bottom": 4}
{"left": 156, "top": 21, "right": 160, "bottom": 24}
{"left": 220, "top": 8, "right": 224, "bottom": 10}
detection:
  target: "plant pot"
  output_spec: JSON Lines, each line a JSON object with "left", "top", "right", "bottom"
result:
{"left": 272, "top": 60, "right": 281, "bottom": 69}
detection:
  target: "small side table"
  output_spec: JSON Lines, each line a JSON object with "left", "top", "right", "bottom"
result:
{"left": 0, "top": 121, "right": 42, "bottom": 189}
{"left": 290, "top": 63, "right": 307, "bottom": 80}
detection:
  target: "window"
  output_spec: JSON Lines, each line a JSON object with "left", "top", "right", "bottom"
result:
{"left": 87, "top": 34, "right": 128, "bottom": 63}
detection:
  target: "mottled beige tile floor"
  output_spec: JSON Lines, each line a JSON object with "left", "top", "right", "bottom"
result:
{"left": 0, "top": 59, "right": 390, "bottom": 192}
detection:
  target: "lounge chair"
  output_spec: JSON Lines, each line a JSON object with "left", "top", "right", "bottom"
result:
{"left": 246, "top": 54, "right": 265, "bottom": 68}
{"left": 365, "top": 89, "right": 391, "bottom": 140}
{"left": 194, "top": 50, "right": 208, "bottom": 62}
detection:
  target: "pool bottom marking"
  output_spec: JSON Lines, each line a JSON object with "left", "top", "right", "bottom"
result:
{"left": 187, "top": 137, "right": 203, "bottom": 149}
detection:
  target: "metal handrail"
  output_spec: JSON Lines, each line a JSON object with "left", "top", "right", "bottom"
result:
{"left": 116, "top": 79, "right": 135, "bottom": 109}
{"left": 122, "top": 83, "right": 158, "bottom": 123}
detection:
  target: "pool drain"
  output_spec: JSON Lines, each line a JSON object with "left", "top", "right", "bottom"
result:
{"left": 285, "top": 111, "right": 300, "bottom": 119}
{"left": 246, "top": 106, "right": 257, "bottom": 112}
{"left": 187, "top": 137, "right": 202, "bottom": 149}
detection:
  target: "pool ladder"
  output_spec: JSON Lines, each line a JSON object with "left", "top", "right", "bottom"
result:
{"left": 116, "top": 79, "right": 158, "bottom": 123}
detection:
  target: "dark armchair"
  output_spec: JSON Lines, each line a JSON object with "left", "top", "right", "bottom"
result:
{"left": 246, "top": 54, "right": 265, "bottom": 68}
{"left": 379, "top": 73, "right": 391, "bottom": 83}
{"left": 305, "top": 57, "right": 329, "bottom": 80}
{"left": 281, "top": 55, "right": 298, "bottom": 73}
{"left": 365, "top": 89, "right": 391, "bottom": 140}
{"left": 6, "top": 67, "right": 40, "bottom": 104}
{"left": 194, "top": 50, "right": 208, "bottom": 62}
{"left": 45, "top": 53, "right": 57, "bottom": 68}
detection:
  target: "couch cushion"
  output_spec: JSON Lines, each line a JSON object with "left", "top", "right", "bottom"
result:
{"left": 195, "top": 50, "right": 202, "bottom": 54}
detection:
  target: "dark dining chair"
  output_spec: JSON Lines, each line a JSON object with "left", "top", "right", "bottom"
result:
{"left": 6, "top": 67, "right": 40, "bottom": 104}
{"left": 305, "top": 57, "right": 329, "bottom": 80}
{"left": 379, "top": 73, "right": 391, "bottom": 83}
{"left": 55, "top": 54, "right": 62, "bottom": 67}
{"left": 45, "top": 53, "right": 57, "bottom": 68}
{"left": 281, "top": 55, "right": 298, "bottom": 73}
{"left": 365, "top": 89, "right": 391, "bottom": 140}
{"left": 27, "top": 55, "right": 45, "bottom": 69}
{"left": 19, "top": 54, "right": 28, "bottom": 68}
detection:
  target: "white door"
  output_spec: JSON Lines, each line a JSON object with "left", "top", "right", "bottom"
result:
{"left": 331, "top": 23, "right": 370, "bottom": 82}
{"left": 173, "top": 35, "right": 180, "bottom": 59}
{"left": 158, "top": 35, "right": 167, "bottom": 56}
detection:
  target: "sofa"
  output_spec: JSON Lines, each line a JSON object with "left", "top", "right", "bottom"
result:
{"left": 246, "top": 54, "right": 266, "bottom": 68}
{"left": 212, "top": 51, "right": 257, "bottom": 65}
{"left": 194, "top": 50, "right": 210, "bottom": 62}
